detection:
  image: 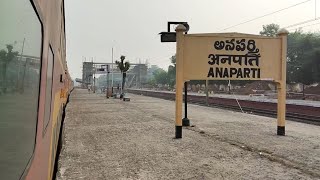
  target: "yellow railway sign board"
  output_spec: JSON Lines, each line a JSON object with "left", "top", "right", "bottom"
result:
{"left": 183, "top": 33, "right": 282, "bottom": 81}
{"left": 173, "top": 24, "right": 288, "bottom": 139}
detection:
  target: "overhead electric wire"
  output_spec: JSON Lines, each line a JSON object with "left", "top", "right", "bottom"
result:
{"left": 287, "top": 21, "right": 320, "bottom": 30}
{"left": 284, "top": 17, "right": 320, "bottom": 29}
{"left": 282, "top": 0, "right": 319, "bottom": 31}
{"left": 219, "top": 0, "right": 312, "bottom": 31}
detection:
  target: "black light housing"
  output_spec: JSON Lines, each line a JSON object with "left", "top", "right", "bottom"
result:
{"left": 159, "top": 32, "right": 176, "bottom": 42}
{"left": 159, "top": 21, "right": 189, "bottom": 43}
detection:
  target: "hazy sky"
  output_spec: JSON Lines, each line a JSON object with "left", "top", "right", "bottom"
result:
{"left": 65, "top": 0, "right": 320, "bottom": 79}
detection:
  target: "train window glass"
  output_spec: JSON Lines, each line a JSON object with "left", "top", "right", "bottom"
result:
{"left": 0, "top": 0, "right": 42, "bottom": 179}
{"left": 44, "top": 45, "right": 54, "bottom": 131}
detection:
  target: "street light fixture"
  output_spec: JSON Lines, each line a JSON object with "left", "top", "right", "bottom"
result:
{"left": 159, "top": 22, "right": 189, "bottom": 42}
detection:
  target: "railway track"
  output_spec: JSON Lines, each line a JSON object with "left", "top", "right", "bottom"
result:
{"left": 128, "top": 89, "right": 320, "bottom": 125}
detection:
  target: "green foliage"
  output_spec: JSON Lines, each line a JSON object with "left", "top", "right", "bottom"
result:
{"left": 0, "top": 44, "right": 19, "bottom": 64}
{"left": 153, "top": 69, "right": 168, "bottom": 85}
{"left": 170, "top": 55, "right": 176, "bottom": 65}
{"left": 115, "top": 55, "right": 130, "bottom": 73}
{"left": 259, "top": 23, "right": 280, "bottom": 37}
{"left": 149, "top": 55, "right": 177, "bottom": 87}
{"left": 167, "top": 55, "right": 177, "bottom": 87}
{"left": 115, "top": 55, "right": 130, "bottom": 92}
{"left": 0, "top": 45, "right": 19, "bottom": 92}
{"left": 167, "top": 65, "right": 175, "bottom": 87}
{"left": 260, "top": 24, "right": 320, "bottom": 84}
{"left": 147, "top": 78, "right": 156, "bottom": 86}
{"left": 287, "top": 30, "right": 320, "bottom": 84}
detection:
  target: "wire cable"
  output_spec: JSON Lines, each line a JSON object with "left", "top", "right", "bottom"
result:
{"left": 287, "top": 21, "right": 320, "bottom": 30}
{"left": 284, "top": 17, "right": 320, "bottom": 29}
{"left": 219, "top": 0, "right": 312, "bottom": 31}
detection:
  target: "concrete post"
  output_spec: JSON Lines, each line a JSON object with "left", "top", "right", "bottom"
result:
{"left": 175, "top": 24, "right": 187, "bottom": 138}
{"left": 276, "top": 29, "right": 289, "bottom": 136}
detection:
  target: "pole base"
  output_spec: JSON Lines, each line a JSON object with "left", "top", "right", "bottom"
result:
{"left": 277, "top": 126, "right": 285, "bottom": 136}
{"left": 182, "top": 118, "right": 190, "bottom": 126}
{"left": 175, "top": 126, "right": 182, "bottom": 138}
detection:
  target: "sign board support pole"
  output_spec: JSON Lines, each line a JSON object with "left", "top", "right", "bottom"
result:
{"left": 276, "top": 29, "right": 289, "bottom": 136}
{"left": 107, "top": 71, "right": 110, "bottom": 98}
{"left": 206, "top": 80, "right": 209, "bottom": 106}
{"left": 182, "top": 81, "right": 190, "bottom": 126}
{"left": 175, "top": 24, "right": 187, "bottom": 138}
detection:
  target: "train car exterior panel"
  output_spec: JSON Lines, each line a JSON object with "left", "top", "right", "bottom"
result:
{"left": 0, "top": 0, "right": 71, "bottom": 179}
{"left": 24, "top": 0, "right": 70, "bottom": 179}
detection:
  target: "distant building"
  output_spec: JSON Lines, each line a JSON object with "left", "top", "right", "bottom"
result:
{"left": 82, "top": 62, "right": 94, "bottom": 88}
{"left": 127, "top": 64, "right": 148, "bottom": 87}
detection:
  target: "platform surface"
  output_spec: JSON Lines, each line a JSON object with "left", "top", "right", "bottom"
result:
{"left": 57, "top": 89, "right": 320, "bottom": 180}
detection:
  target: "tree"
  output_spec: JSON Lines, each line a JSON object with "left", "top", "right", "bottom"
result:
{"left": 167, "top": 55, "right": 176, "bottom": 88}
{"left": 115, "top": 55, "right": 130, "bottom": 97}
{"left": 260, "top": 23, "right": 280, "bottom": 37}
{"left": 0, "top": 44, "right": 19, "bottom": 93}
{"left": 259, "top": 24, "right": 320, "bottom": 84}
{"left": 153, "top": 69, "right": 168, "bottom": 85}
{"left": 147, "top": 55, "right": 177, "bottom": 88}
{"left": 147, "top": 78, "right": 156, "bottom": 87}
{"left": 286, "top": 30, "right": 320, "bottom": 84}
{"left": 170, "top": 55, "right": 176, "bottom": 65}
{"left": 311, "top": 50, "right": 320, "bottom": 82}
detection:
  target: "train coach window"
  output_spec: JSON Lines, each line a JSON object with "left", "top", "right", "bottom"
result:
{"left": 0, "top": 0, "right": 42, "bottom": 179}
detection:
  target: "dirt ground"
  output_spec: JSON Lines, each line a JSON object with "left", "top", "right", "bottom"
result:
{"left": 56, "top": 89, "right": 320, "bottom": 180}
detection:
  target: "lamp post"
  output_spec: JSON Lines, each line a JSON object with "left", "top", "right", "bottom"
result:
{"left": 160, "top": 21, "right": 191, "bottom": 130}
